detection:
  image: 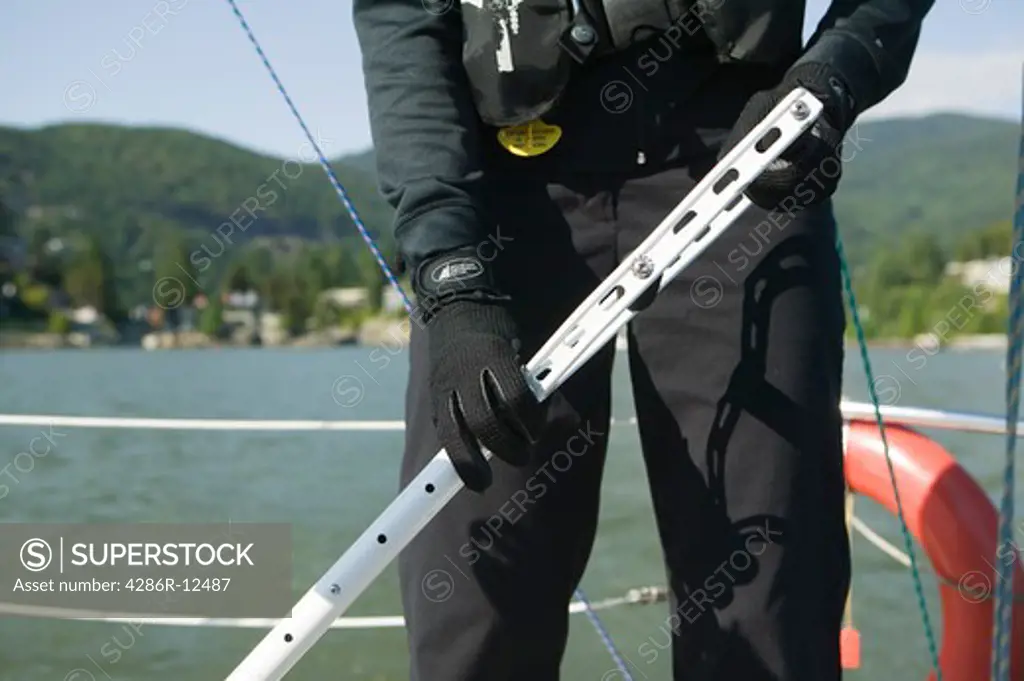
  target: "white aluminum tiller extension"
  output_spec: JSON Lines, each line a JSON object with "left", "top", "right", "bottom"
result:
{"left": 225, "top": 88, "right": 824, "bottom": 680}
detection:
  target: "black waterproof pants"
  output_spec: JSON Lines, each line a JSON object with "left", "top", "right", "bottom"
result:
{"left": 398, "top": 61, "right": 850, "bottom": 681}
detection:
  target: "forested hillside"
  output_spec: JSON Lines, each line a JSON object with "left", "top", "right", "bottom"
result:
{"left": 0, "top": 113, "right": 1018, "bottom": 339}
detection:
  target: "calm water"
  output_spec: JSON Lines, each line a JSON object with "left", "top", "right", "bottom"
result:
{"left": 0, "top": 345, "right": 1019, "bottom": 681}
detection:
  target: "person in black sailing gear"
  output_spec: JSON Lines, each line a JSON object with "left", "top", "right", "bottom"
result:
{"left": 354, "top": 1, "right": 933, "bottom": 679}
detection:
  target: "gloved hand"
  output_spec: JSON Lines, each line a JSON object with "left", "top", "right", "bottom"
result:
{"left": 720, "top": 62, "right": 857, "bottom": 210}
{"left": 415, "top": 250, "right": 545, "bottom": 492}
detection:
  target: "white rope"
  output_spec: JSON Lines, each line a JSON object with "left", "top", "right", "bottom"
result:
{"left": 0, "top": 414, "right": 639, "bottom": 431}
{"left": 0, "top": 414, "right": 409, "bottom": 431}
{"left": 0, "top": 403, "right": 1019, "bottom": 436}
{"left": 0, "top": 586, "right": 667, "bottom": 629}
{"left": 850, "top": 514, "right": 912, "bottom": 568}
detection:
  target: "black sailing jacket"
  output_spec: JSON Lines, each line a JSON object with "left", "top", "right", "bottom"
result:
{"left": 354, "top": 0, "right": 934, "bottom": 274}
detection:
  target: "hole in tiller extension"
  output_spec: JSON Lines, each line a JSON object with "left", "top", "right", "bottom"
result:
{"left": 755, "top": 127, "right": 781, "bottom": 153}
{"left": 673, "top": 210, "right": 698, "bottom": 234}
{"left": 599, "top": 285, "right": 625, "bottom": 310}
{"left": 712, "top": 169, "right": 739, "bottom": 195}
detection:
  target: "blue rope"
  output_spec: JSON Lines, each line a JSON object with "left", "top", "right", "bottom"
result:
{"left": 990, "top": 69, "right": 1024, "bottom": 681}
{"left": 221, "top": 3, "right": 633, "bottom": 678}
{"left": 223, "top": 0, "right": 411, "bottom": 314}
{"left": 837, "top": 234, "right": 943, "bottom": 679}
{"left": 575, "top": 588, "right": 635, "bottom": 681}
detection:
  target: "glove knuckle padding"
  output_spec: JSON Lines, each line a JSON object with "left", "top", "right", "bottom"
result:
{"left": 460, "top": 381, "right": 523, "bottom": 463}
{"left": 484, "top": 366, "right": 544, "bottom": 449}
{"left": 433, "top": 390, "right": 492, "bottom": 492}
{"left": 427, "top": 301, "right": 537, "bottom": 473}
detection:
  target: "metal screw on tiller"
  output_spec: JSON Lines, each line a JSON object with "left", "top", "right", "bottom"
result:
{"left": 570, "top": 24, "right": 595, "bottom": 45}
{"left": 632, "top": 255, "right": 654, "bottom": 279}
{"left": 330, "top": 584, "right": 341, "bottom": 595}
{"left": 791, "top": 101, "right": 810, "bottom": 121}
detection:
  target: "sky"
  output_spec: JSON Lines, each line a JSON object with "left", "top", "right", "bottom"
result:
{"left": 1, "top": 0, "right": 1021, "bottom": 159}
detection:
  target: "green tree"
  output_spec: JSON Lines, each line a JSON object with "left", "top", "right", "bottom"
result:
{"left": 301, "top": 249, "right": 331, "bottom": 295}
{"left": 355, "top": 248, "right": 383, "bottom": 312}
{"left": 23, "top": 227, "right": 65, "bottom": 289}
{"left": 225, "top": 260, "right": 254, "bottom": 293}
{"left": 0, "top": 195, "right": 14, "bottom": 238}
{"left": 46, "top": 310, "right": 70, "bottom": 334}
{"left": 952, "top": 220, "right": 1013, "bottom": 261}
{"left": 240, "top": 246, "right": 274, "bottom": 298}
{"left": 322, "top": 243, "right": 352, "bottom": 288}
{"left": 281, "top": 273, "right": 313, "bottom": 336}
{"left": 199, "top": 295, "right": 225, "bottom": 337}
{"left": 0, "top": 195, "right": 17, "bottom": 289}
{"left": 901, "top": 231, "right": 947, "bottom": 283}
{"left": 978, "top": 293, "right": 1009, "bottom": 332}
{"left": 63, "top": 236, "right": 122, "bottom": 321}
{"left": 262, "top": 267, "right": 292, "bottom": 313}
{"left": 152, "top": 231, "right": 200, "bottom": 306}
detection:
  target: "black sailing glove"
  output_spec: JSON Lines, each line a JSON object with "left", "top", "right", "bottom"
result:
{"left": 415, "top": 249, "right": 546, "bottom": 492}
{"left": 719, "top": 62, "right": 857, "bottom": 210}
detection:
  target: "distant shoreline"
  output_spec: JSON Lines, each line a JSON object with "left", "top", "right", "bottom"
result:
{"left": 846, "top": 333, "right": 1007, "bottom": 351}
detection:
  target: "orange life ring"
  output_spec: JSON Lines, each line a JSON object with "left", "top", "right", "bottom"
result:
{"left": 844, "top": 419, "right": 1024, "bottom": 681}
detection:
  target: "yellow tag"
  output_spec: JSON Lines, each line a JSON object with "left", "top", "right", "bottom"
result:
{"left": 497, "top": 119, "right": 562, "bottom": 157}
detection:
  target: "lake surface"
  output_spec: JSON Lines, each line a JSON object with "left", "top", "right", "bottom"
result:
{"left": 0, "top": 345, "right": 1019, "bottom": 680}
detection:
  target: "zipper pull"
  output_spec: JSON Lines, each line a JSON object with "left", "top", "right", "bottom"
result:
{"left": 636, "top": 150, "right": 646, "bottom": 165}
